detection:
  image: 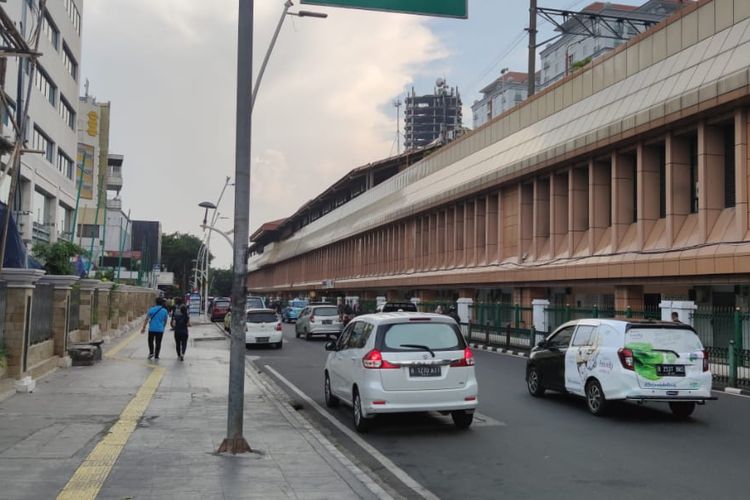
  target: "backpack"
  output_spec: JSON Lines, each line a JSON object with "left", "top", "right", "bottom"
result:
{"left": 172, "top": 307, "right": 189, "bottom": 330}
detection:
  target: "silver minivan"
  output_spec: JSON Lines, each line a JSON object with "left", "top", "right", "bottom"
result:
{"left": 295, "top": 305, "right": 342, "bottom": 340}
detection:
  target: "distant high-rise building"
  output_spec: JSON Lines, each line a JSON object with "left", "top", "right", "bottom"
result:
{"left": 471, "top": 71, "right": 531, "bottom": 129}
{"left": 404, "top": 79, "right": 462, "bottom": 151}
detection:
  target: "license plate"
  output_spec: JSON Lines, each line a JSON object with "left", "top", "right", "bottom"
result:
{"left": 256, "top": 337, "right": 269, "bottom": 343}
{"left": 656, "top": 364, "right": 685, "bottom": 376}
{"left": 323, "top": 320, "right": 332, "bottom": 325}
{"left": 409, "top": 365, "right": 441, "bottom": 377}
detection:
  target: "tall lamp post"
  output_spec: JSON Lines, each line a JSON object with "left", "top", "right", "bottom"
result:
{"left": 218, "top": 0, "right": 326, "bottom": 455}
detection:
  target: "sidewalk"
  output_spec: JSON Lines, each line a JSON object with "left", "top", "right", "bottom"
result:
{"left": 0, "top": 320, "right": 387, "bottom": 499}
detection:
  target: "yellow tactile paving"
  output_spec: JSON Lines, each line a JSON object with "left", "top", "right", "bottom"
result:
{"left": 56, "top": 365, "right": 165, "bottom": 500}
{"left": 104, "top": 329, "right": 142, "bottom": 359}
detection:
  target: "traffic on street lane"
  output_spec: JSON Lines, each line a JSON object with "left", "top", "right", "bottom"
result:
{"left": 252, "top": 323, "right": 750, "bottom": 500}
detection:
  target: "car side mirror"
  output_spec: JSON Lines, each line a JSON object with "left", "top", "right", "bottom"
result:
{"left": 537, "top": 340, "right": 547, "bottom": 348}
{"left": 325, "top": 341, "right": 337, "bottom": 352}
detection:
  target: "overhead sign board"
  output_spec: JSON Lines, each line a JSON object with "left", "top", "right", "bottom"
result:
{"left": 300, "top": 0, "right": 467, "bottom": 18}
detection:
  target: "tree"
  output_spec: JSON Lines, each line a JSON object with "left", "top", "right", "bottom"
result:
{"left": 210, "top": 268, "right": 233, "bottom": 297}
{"left": 161, "top": 232, "right": 212, "bottom": 294}
{"left": 31, "top": 240, "right": 87, "bottom": 275}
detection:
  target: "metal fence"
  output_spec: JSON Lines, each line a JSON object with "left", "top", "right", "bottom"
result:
{"left": 29, "top": 283, "right": 54, "bottom": 345}
{"left": 92, "top": 289, "right": 99, "bottom": 327}
{"left": 544, "top": 305, "right": 660, "bottom": 334}
{"left": 68, "top": 285, "right": 80, "bottom": 332}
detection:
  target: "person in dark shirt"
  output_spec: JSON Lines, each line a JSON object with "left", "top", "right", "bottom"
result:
{"left": 171, "top": 298, "right": 191, "bottom": 361}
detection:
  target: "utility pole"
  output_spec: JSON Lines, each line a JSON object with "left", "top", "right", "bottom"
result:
{"left": 527, "top": 0, "right": 537, "bottom": 97}
{"left": 115, "top": 209, "right": 130, "bottom": 282}
{"left": 218, "top": 0, "right": 253, "bottom": 455}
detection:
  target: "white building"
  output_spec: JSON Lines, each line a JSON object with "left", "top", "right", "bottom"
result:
{"left": 471, "top": 71, "right": 531, "bottom": 129}
{"left": 0, "top": 0, "right": 83, "bottom": 246}
{"left": 539, "top": 1, "right": 685, "bottom": 89}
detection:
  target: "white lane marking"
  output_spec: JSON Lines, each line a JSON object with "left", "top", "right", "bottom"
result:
{"left": 264, "top": 365, "right": 440, "bottom": 500}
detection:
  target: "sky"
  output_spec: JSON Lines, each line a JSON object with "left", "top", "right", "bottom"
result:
{"left": 81, "top": 0, "right": 633, "bottom": 268}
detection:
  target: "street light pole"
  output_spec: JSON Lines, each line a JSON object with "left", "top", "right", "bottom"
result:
{"left": 218, "top": 0, "right": 254, "bottom": 455}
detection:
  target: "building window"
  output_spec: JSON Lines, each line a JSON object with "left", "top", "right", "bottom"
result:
{"left": 58, "top": 96, "right": 75, "bottom": 129}
{"left": 77, "top": 224, "right": 99, "bottom": 238}
{"left": 64, "top": 0, "right": 81, "bottom": 35}
{"left": 41, "top": 11, "right": 59, "bottom": 50}
{"left": 723, "top": 122, "right": 735, "bottom": 208}
{"left": 62, "top": 43, "right": 78, "bottom": 80}
{"left": 688, "top": 133, "right": 698, "bottom": 213}
{"left": 34, "top": 66, "right": 56, "bottom": 106}
{"left": 57, "top": 149, "right": 74, "bottom": 179}
{"left": 2, "top": 98, "right": 15, "bottom": 128}
{"left": 32, "top": 126, "right": 54, "bottom": 163}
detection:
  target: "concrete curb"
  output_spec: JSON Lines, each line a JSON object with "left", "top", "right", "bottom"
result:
{"left": 715, "top": 386, "right": 750, "bottom": 396}
{"left": 469, "top": 342, "right": 529, "bottom": 358}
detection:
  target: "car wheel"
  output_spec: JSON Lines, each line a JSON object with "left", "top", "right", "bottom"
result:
{"left": 585, "top": 379, "right": 608, "bottom": 416}
{"left": 353, "top": 389, "right": 371, "bottom": 433}
{"left": 324, "top": 373, "right": 339, "bottom": 408}
{"left": 295, "top": 326, "right": 300, "bottom": 338}
{"left": 274, "top": 341, "right": 283, "bottom": 349}
{"left": 526, "top": 366, "right": 545, "bottom": 397}
{"left": 669, "top": 402, "right": 696, "bottom": 419}
{"left": 245, "top": 343, "right": 250, "bottom": 349}
{"left": 305, "top": 330, "right": 311, "bottom": 341}
{"left": 451, "top": 410, "right": 473, "bottom": 429}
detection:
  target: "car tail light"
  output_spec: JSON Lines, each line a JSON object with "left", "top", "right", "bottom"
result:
{"left": 362, "top": 349, "right": 399, "bottom": 369}
{"left": 275, "top": 323, "right": 282, "bottom": 331}
{"left": 450, "top": 347, "right": 475, "bottom": 367}
{"left": 702, "top": 349, "right": 709, "bottom": 372}
{"left": 618, "top": 347, "right": 635, "bottom": 371}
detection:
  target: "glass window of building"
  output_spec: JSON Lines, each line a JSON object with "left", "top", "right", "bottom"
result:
{"left": 34, "top": 67, "right": 56, "bottom": 106}
{"left": 64, "top": 0, "right": 81, "bottom": 35}
{"left": 58, "top": 96, "right": 75, "bottom": 129}
{"left": 32, "top": 126, "right": 54, "bottom": 163}
{"left": 41, "top": 11, "right": 59, "bottom": 50}
{"left": 57, "top": 149, "right": 74, "bottom": 179}
{"left": 62, "top": 44, "right": 78, "bottom": 80}
{"left": 77, "top": 224, "right": 99, "bottom": 238}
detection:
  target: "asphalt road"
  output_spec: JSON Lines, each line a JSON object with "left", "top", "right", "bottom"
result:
{"left": 251, "top": 323, "right": 750, "bottom": 500}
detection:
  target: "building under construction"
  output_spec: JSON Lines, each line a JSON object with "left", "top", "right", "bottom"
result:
{"left": 404, "top": 79, "right": 462, "bottom": 151}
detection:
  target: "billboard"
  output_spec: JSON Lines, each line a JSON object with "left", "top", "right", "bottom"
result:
{"left": 77, "top": 143, "right": 95, "bottom": 200}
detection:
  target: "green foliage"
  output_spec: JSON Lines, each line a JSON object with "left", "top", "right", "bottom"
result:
{"left": 0, "top": 344, "right": 6, "bottom": 370}
{"left": 32, "top": 240, "right": 87, "bottom": 275}
{"left": 570, "top": 56, "right": 592, "bottom": 72}
{"left": 161, "top": 232, "right": 212, "bottom": 294}
{"left": 210, "top": 268, "right": 233, "bottom": 297}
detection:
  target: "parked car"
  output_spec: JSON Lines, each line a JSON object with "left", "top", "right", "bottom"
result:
{"left": 245, "top": 308, "right": 283, "bottom": 349}
{"left": 283, "top": 299, "right": 309, "bottom": 323}
{"left": 295, "top": 304, "right": 342, "bottom": 340}
{"left": 323, "top": 312, "right": 478, "bottom": 432}
{"left": 526, "top": 319, "right": 714, "bottom": 418}
{"left": 209, "top": 297, "right": 231, "bottom": 322}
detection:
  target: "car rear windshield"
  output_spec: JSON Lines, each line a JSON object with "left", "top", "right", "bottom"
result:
{"left": 246, "top": 298, "right": 264, "bottom": 309}
{"left": 314, "top": 307, "right": 338, "bottom": 317}
{"left": 380, "top": 322, "right": 464, "bottom": 352}
{"left": 625, "top": 327, "right": 703, "bottom": 352}
{"left": 246, "top": 312, "right": 276, "bottom": 323}
{"left": 382, "top": 303, "right": 417, "bottom": 312}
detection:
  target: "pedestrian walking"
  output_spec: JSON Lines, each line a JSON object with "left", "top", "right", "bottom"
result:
{"left": 671, "top": 312, "right": 682, "bottom": 323}
{"left": 141, "top": 297, "right": 169, "bottom": 360}
{"left": 171, "top": 298, "right": 190, "bottom": 361}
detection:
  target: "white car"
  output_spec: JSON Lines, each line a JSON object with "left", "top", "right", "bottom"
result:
{"left": 526, "top": 319, "right": 714, "bottom": 418}
{"left": 245, "top": 308, "right": 282, "bottom": 349}
{"left": 323, "top": 312, "right": 478, "bottom": 432}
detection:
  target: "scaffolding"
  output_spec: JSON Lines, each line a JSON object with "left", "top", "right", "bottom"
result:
{"left": 0, "top": 0, "right": 47, "bottom": 270}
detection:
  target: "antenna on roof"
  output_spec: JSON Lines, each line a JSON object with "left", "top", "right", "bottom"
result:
{"left": 393, "top": 98, "right": 402, "bottom": 155}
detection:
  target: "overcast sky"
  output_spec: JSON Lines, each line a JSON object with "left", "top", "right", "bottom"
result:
{"left": 81, "top": 0, "right": 636, "bottom": 268}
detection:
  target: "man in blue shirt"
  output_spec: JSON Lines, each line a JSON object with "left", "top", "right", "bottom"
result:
{"left": 141, "top": 297, "right": 169, "bottom": 359}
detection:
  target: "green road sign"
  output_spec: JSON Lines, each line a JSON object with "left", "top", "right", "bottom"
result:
{"left": 300, "top": 0, "right": 467, "bottom": 18}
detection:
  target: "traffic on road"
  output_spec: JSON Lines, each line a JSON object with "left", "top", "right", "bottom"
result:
{"left": 240, "top": 319, "right": 750, "bottom": 500}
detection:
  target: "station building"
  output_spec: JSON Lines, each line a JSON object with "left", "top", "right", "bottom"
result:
{"left": 248, "top": 0, "right": 750, "bottom": 317}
